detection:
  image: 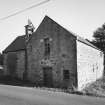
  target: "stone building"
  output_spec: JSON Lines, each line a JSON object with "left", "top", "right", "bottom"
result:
{"left": 3, "top": 16, "right": 104, "bottom": 91}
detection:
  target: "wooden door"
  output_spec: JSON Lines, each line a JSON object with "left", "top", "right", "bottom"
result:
{"left": 43, "top": 67, "right": 53, "bottom": 87}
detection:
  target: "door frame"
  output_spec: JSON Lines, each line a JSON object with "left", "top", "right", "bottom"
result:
{"left": 43, "top": 67, "right": 53, "bottom": 87}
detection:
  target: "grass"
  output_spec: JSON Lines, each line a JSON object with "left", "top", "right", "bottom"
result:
{"left": 82, "top": 77, "right": 105, "bottom": 97}
{"left": 0, "top": 75, "right": 105, "bottom": 98}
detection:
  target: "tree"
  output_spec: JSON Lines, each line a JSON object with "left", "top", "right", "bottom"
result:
{"left": 92, "top": 23, "right": 105, "bottom": 52}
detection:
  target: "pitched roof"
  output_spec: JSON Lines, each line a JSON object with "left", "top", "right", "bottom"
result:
{"left": 44, "top": 16, "right": 102, "bottom": 51}
{"left": 76, "top": 35, "right": 102, "bottom": 51}
{"left": 3, "top": 35, "right": 26, "bottom": 53}
{"left": 3, "top": 16, "right": 102, "bottom": 53}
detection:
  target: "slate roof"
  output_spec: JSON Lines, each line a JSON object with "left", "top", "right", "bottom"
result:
{"left": 76, "top": 35, "right": 102, "bottom": 51}
{"left": 3, "top": 35, "right": 26, "bottom": 53}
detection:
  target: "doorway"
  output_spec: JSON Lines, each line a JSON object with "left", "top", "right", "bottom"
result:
{"left": 43, "top": 67, "right": 53, "bottom": 87}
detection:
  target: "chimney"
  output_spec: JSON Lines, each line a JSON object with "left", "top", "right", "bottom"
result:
{"left": 25, "top": 19, "right": 35, "bottom": 42}
{"left": 25, "top": 25, "right": 30, "bottom": 42}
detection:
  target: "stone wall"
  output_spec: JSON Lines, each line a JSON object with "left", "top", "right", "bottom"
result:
{"left": 77, "top": 40, "right": 104, "bottom": 91}
{"left": 3, "top": 52, "right": 17, "bottom": 77}
{"left": 27, "top": 16, "right": 77, "bottom": 88}
{"left": 16, "top": 50, "right": 25, "bottom": 79}
{"left": 3, "top": 53, "right": 9, "bottom": 75}
{"left": 3, "top": 50, "right": 25, "bottom": 79}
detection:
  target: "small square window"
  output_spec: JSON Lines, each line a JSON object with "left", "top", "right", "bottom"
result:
{"left": 63, "top": 70, "right": 69, "bottom": 80}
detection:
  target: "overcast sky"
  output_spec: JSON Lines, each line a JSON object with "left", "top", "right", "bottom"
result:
{"left": 0, "top": 0, "right": 105, "bottom": 52}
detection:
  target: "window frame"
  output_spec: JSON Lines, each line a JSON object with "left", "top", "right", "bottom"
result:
{"left": 44, "top": 37, "right": 50, "bottom": 58}
{"left": 63, "top": 70, "right": 70, "bottom": 80}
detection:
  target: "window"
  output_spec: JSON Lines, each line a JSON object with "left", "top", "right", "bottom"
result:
{"left": 63, "top": 70, "right": 69, "bottom": 80}
{"left": 44, "top": 38, "right": 50, "bottom": 58}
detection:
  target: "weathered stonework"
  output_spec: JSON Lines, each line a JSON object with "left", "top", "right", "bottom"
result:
{"left": 3, "top": 52, "right": 17, "bottom": 77}
{"left": 16, "top": 51, "right": 25, "bottom": 79}
{"left": 3, "top": 51, "right": 25, "bottom": 79}
{"left": 27, "top": 16, "right": 77, "bottom": 88}
{"left": 3, "top": 53, "right": 8, "bottom": 75}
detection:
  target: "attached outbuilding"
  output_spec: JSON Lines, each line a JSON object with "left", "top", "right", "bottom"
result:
{"left": 3, "top": 35, "right": 26, "bottom": 79}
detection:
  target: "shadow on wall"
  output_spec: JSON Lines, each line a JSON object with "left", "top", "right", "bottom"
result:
{"left": 0, "top": 75, "right": 35, "bottom": 87}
